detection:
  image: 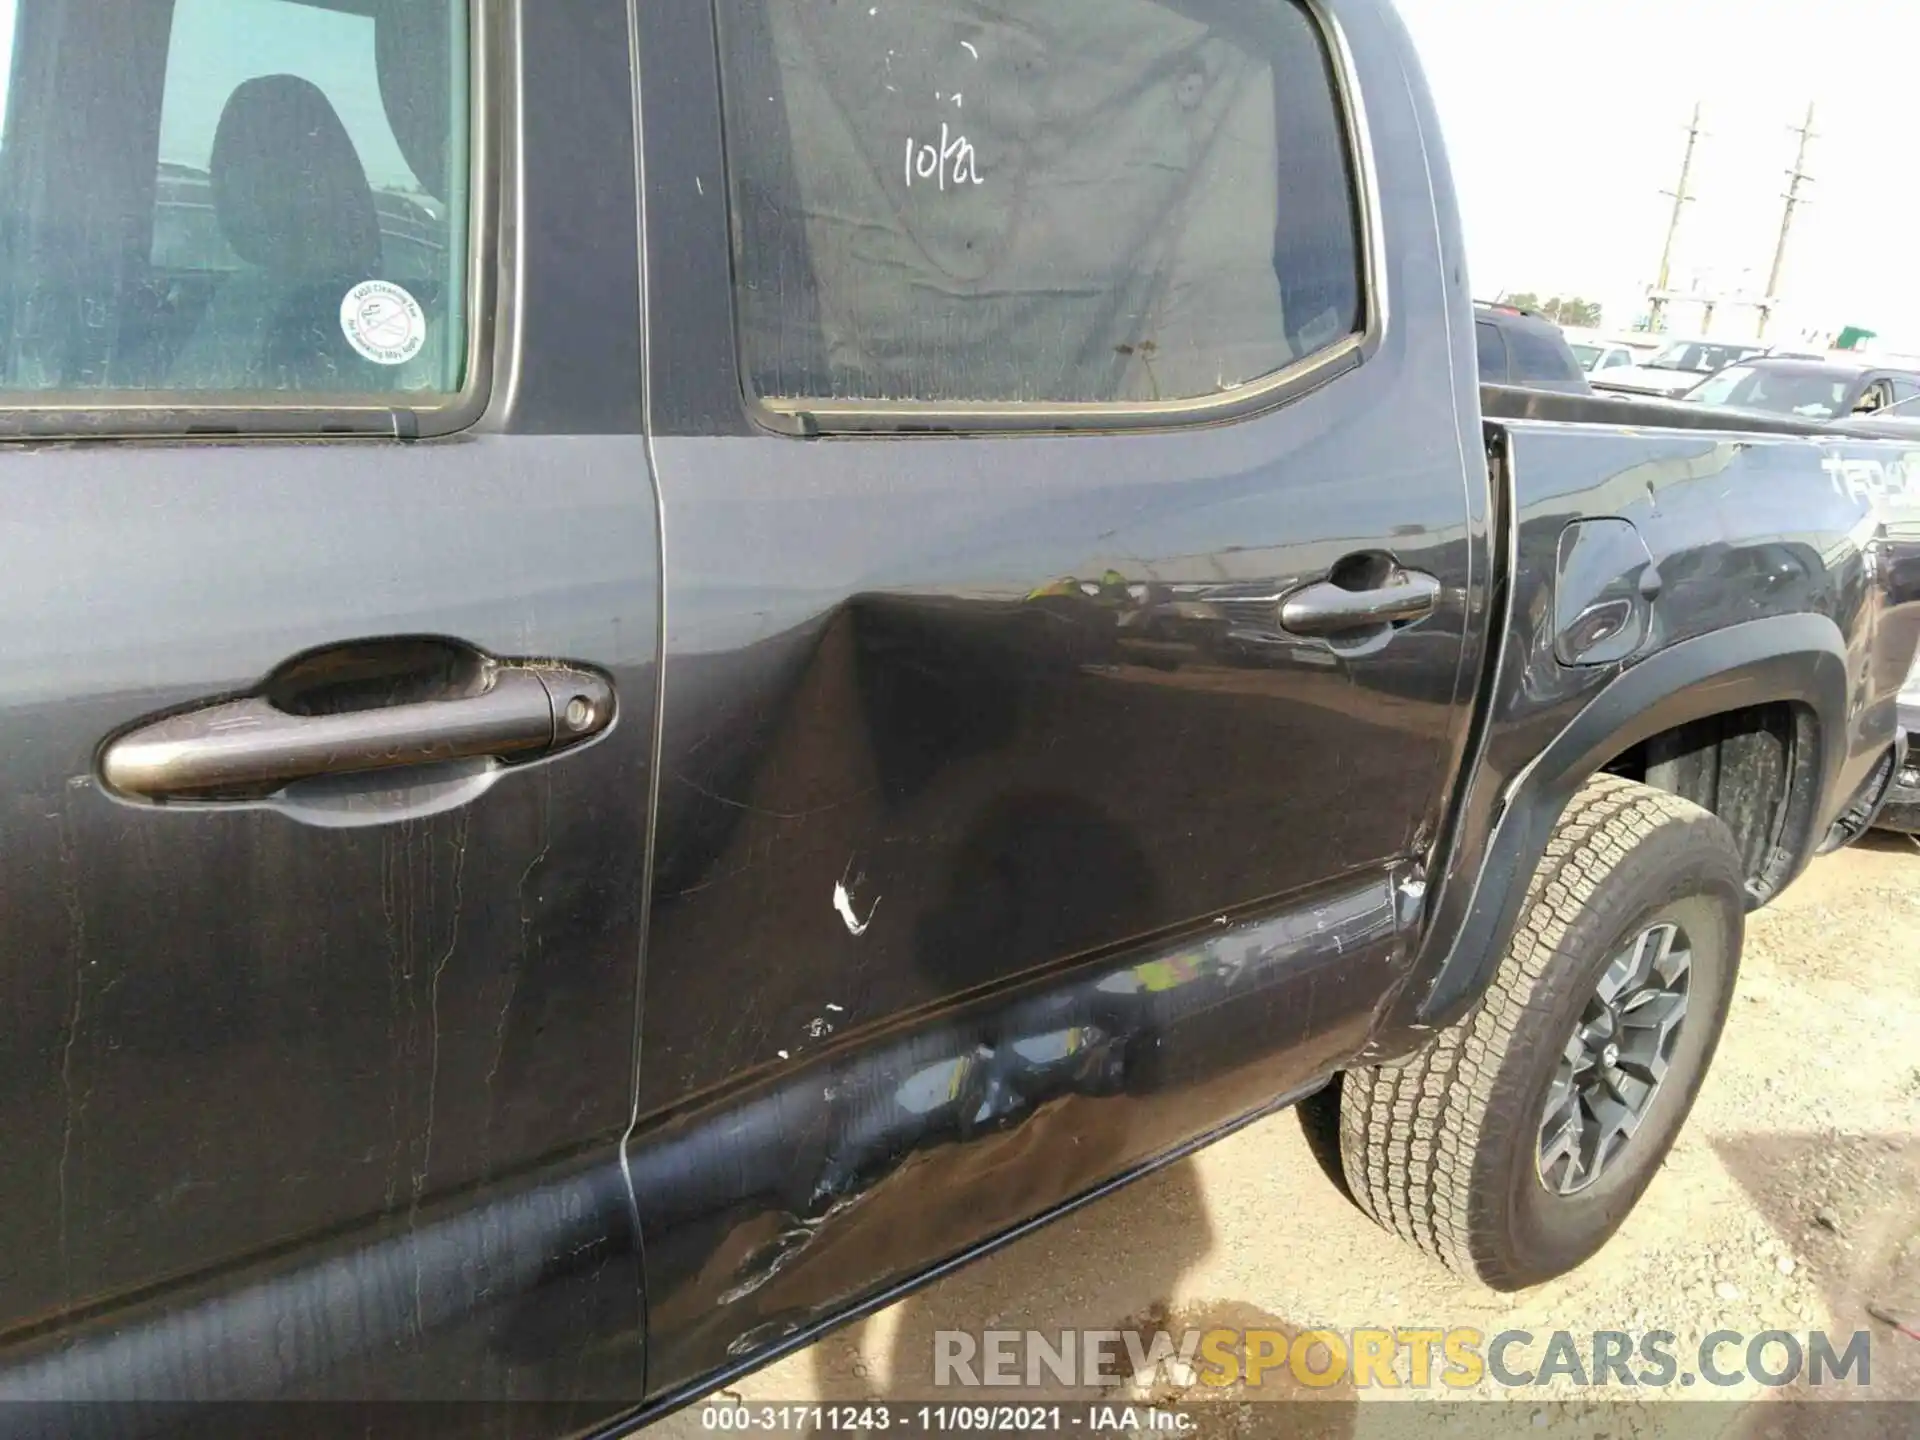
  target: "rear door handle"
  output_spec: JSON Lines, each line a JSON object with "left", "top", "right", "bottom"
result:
{"left": 1280, "top": 569, "right": 1441, "bottom": 636}
{"left": 101, "top": 661, "right": 614, "bottom": 803}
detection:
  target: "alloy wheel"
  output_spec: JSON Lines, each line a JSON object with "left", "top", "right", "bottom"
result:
{"left": 1536, "top": 920, "right": 1692, "bottom": 1196}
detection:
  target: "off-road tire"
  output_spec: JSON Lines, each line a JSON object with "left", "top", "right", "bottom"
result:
{"left": 1338, "top": 775, "right": 1746, "bottom": 1289}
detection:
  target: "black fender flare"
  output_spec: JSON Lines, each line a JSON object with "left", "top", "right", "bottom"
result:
{"left": 1400, "top": 611, "right": 1850, "bottom": 1035}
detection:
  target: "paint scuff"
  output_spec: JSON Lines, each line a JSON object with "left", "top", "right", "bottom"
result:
{"left": 833, "top": 860, "right": 880, "bottom": 936}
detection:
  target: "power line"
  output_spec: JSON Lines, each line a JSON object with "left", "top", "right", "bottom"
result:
{"left": 1648, "top": 103, "right": 1703, "bottom": 332}
{"left": 1758, "top": 104, "right": 1817, "bottom": 338}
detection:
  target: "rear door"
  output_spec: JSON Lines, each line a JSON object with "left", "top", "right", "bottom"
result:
{"left": 629, "top": 0, "right": 1487, "bottom": 1393}
{"left": 0, "top": 0, "right": 655, "bottom": 1417}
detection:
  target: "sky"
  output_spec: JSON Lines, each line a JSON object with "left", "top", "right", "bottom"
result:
{"left": 1391, "top": 0, "right": 1920, "bottom": 346}
{"left": 0, "top": 0, "right": 1897, "bottom": 343}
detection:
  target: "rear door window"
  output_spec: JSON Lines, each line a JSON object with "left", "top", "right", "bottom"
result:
{"left": 1854, "top": 378, "right": 1895, "bottom": 413}
{"left": 714, "top": 0, "right": 1365, "bottom": 417}
{"left": 1505, "top": 324, "right": 1581, "bottom": 387}
{"left": 1476, "top": 321, "right": 1509, "bottom": 383}
{"left": 0, "top": 0, "right": 469, "bottom": 400}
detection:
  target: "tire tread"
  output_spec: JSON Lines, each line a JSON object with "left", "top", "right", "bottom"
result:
{"left": 1339, "top": 775, "right": 1734, "bottom": 1284}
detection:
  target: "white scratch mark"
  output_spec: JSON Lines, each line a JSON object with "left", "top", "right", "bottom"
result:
{"left": 961, "top": 40, "right": 978, "bottom": 58}
{"left": 777, "top": 1049, "right": 791, "bottom": 1060}
{"left": 833, "top": 878, "right": 880, "bottom": 935}
{"left": 695, "top": 176, "right": 704, "bottom": 195}
{"left": 413, "top": 810, "right": 470, "bottom": 1330}
{"left": 54, "top": 802, "right": 87, "bottom": 1308}
{"left": 834, "top": 858, "right": 880, "bottom": 935}
{"left": 825, "top": 1002, "right": 845, "bottom": 1013}
{"left": 952, "top": 92, "right": 963, "bottom": 107}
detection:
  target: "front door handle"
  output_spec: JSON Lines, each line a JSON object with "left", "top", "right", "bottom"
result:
{"left": 1280, "top": 569, "right": 1441, "bottom": 636}
{"left": 101, "top": 661, "right": 614, "bottom": 803}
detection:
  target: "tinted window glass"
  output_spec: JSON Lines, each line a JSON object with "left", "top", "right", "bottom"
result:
{"left": 717, "top": 0, "right": 1363, "bottom": 410}
{"left": 1504, "top": 324, "right": 1581, "bottom": 386}
{"left": 1475, "top": 321, "right": 1508, "bottom": 382}
{"left": 0, "top": 0, "right": 468, "bottom": 397}
{"left": 1685, "top": 365, "right": 1754, "bottom": 406}
{"left": 1654, "top": 341, "right": 1767, "bottom": 375}
{"left": 1891, "top": 378, "right": 1920, "bottom": 403}
{"left": 1685, "top": 365, "right": 1848, "bottom": 418}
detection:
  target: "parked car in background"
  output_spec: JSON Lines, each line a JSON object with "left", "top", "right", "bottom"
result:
{"left": 154, "top": 162, "right": 449, "bottom": 277}
{"left": 1475, "top": 301, "right": 1592, "bottom": 393}
{"left": 1563, "top": 328, "right": 1642, "bottom": 377}
{"left": 1880, "top": 659, "right": 1920, "bottom": 833}
{"left": 1681, "top": 357, "right": 1920, "bottom": 422}
{"left": 1592, "top": 337, "right": 1771, "bottom": 399}
{"left": 1842, "top": 390, "right": 1920, "bottom": 427}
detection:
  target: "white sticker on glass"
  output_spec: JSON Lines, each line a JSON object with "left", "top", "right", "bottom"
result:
{"left": 339, "top": 280, "right": 427, "bottom": 366}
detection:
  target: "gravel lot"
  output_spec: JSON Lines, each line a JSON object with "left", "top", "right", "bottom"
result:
{"left": 653, "top": 834, "right": 1920, "bottom": 1435}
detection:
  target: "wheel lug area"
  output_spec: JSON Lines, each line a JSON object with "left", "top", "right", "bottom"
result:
{"left": 1538, "top": 920, "right": 1693, "bottom": 1196}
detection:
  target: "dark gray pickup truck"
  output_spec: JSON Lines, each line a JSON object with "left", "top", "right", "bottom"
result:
{"left": 2, "top": 0, "right": 1917, "bottom": 1433}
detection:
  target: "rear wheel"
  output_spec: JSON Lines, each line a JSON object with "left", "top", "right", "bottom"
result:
{"left": 1337, "top": 775, "right": 1745, "bottom": 1289}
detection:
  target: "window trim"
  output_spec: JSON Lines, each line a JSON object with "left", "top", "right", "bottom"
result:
{"left": 733, "top": 0, "right": 1387, "bottom": 438}
{"left": 0, "top": 0, "right": 497, "bottom": 441}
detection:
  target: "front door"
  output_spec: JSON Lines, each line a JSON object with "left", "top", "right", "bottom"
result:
{"left": 0, "top": 0, "right": 656, "bottom": 1420}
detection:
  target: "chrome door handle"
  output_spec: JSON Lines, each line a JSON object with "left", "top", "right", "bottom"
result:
{"left": 1280, "top": 570, "right": 1441, "bottom": 636}
{"left": 101, "top": 662, "right": 614, "bottom": 803}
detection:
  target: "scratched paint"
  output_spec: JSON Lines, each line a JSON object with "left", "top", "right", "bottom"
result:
{"left": 0, "top": 426, "right": 662, "bottom": 1394}
{"left": 631, "top": 873, "right": 1411, "bottom": 1394}
{"left": 832, "top": 861, "right": 880, "bottom": 936}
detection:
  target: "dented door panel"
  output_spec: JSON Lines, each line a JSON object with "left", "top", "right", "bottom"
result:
{"left": 628, "top": 0, "right": 1486, "bottom": 1394}
{"left": 633, "top": 870, "right": 1410, "bottom": 1396}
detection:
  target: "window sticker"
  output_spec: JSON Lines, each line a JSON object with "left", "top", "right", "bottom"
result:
{"left": 340, "top": 280, "right": 427, "bottom": 366}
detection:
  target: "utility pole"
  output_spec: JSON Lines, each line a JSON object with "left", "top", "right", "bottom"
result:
{"left": 1648, "top": 103, "right": 1703, "bottom": 332}
{"left": 1758, "top": 104, "right": 1816, "bottom": 338}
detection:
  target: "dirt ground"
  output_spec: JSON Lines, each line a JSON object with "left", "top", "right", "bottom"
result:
{"left": 651, "top": 835, "right": 1920, "bottom": 1436}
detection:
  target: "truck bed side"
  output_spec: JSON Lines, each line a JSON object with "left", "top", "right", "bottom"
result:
{"left": 1373, "top": 395, "right": 1920, "bottom": 1046}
